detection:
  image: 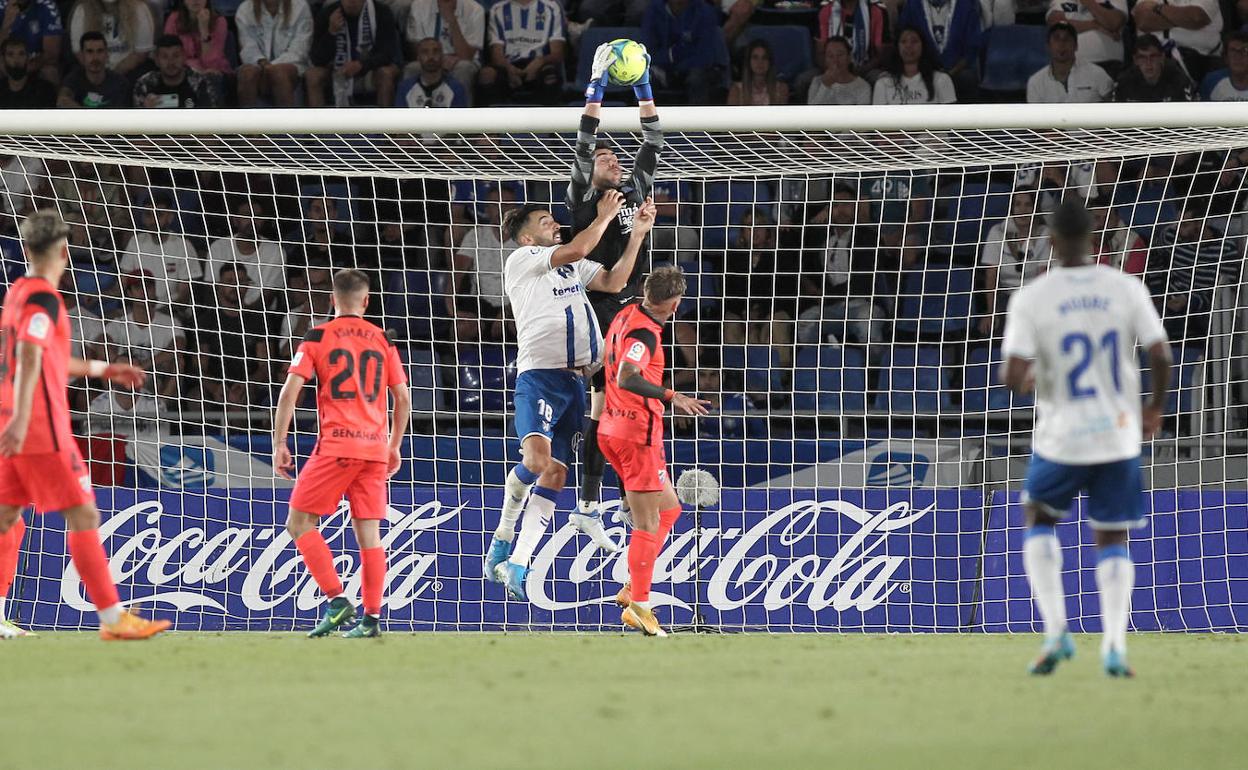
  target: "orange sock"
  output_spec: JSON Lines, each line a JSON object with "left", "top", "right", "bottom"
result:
{"left": 0, "top": 516, "right": 24, "bottom": 599}
{"left": 295, "top": 530, "right": 342, "bottom": 599}
{"left": 628, "top": 529, "right": 660, "bottom": 603}
{"left": 657, "top": 507, "right": 681, "bottom": 543}
{"left": 67, "top": 529, "right": 120, "bottom": 612}
{"left": 361, "top": 547, "right": 385, "bottom": 617}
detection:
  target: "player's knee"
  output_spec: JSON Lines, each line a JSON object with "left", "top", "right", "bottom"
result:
{"left": 540, "top": 463, "right": 567, "bottom": 491}
{"left": 1094, "top": 529, "right": 1128, "bottom": 549}
{"left": 0, "top": 506, "right": 19, "bottom": 533}
{"left": 285, "top": 511, "right": 315, "bottom": 540}
{"left": 1023, "top": 501, "right": 1062, "bottom": 528}
{"left": 62, "top": 504, "right": 100, "bottom": 532}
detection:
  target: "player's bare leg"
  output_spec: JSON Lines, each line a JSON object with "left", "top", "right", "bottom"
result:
{"left": 1022, "top": 502, "right": 1074, "bottom": 674}
{"left": 343, "top": 518, "right": 383, "bottom": 639}
{"left": 496, "top": 436, "right": 565, "bottom": 601}
{"left": 570, "top": 390, "right": 620, "bottom": 553}
{"left": 620, "top": 481, "right": 680, "bottom": 637}
{"left": 0, "top": 505, "right": 33, "bottom": 638}
{"left": 1094, "top": 528, "right": 1135, "bottom": 677}
{"left": 60, "top": 502, "right": 169, "bottom": 641}
{"left": 287, "top": 508, "right": 354, "bottom": 637}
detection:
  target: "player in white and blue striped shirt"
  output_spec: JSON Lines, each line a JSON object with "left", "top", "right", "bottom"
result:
{"left": 485, "top": 191, "right": 657, "bottom": 601}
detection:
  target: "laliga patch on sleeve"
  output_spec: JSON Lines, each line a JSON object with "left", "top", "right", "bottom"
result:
{"left": 291, "top": 351, "right": 304, "bottom": 367}
{"left": 625, "top": 340, "right": 647, "bottom": 363}
{"left": 26, "top": 312, "right": 50, "bottom": 340}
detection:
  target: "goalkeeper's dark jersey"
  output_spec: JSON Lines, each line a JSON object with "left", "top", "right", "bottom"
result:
{"left": 566, "top": 113, "right": 662, "bottom": 309}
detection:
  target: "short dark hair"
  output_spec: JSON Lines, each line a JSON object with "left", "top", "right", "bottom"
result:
{"left": 79, "top": 31, "right": 106, "bottom": 49}
{"left": 20, "top": 210, "right": 70, "bottom": 257}
{"left": 644, "top": 266, "right": 686, "bottom": 304}
{"left": 155, "top": 34, "right": 183, "bottom": 52}
{"left": 1135, "top": 34, "right": 1165, "bottom": 55}
{"left": 1048, "top": 198, "right": 1093, "bottom": 240}
{"left": 2, "top": 37, "right": 25, "bottom": 54}
{"left": 332, "top": 268, "right": 371, "bottom": 298}
{"left": 825, "top": 36, "right": 852, "bottom": 56}
{"left": 502, "top": 204, "right": 546, "bottom": 243}
{"left": 218, "top": 262, "right": 248, "bottom": 282}
{"left": 1048, "top": 22, "right": 1077, "bottom": 43}
{"left": 1226, "top": 29, "right": 1248, "bottom": 49}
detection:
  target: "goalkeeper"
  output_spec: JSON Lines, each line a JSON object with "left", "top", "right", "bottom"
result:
{"left": 569, "top": 41, "right": 662, "bottom": 551}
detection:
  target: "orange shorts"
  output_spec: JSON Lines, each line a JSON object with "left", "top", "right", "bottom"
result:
{"left": 599, "top": 434, "right": 668, "bottom": 493}
{"left": 0, "top": 447, "right": 95, "bottom": 513}
{"left": 289, "top": 454, "right": 388, "bottom": 520}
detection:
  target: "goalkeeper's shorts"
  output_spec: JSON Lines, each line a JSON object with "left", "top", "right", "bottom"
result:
{"left": 290, "top": 453, "right": 388, "bottom": 520}
{"left": 600, "top": 434, "right": 667, "bottom": 493}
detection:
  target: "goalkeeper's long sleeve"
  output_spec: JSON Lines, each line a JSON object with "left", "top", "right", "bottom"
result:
{"left": 566, "top": 114, "right": 599, "bottom": 208}
{"left": 629, "top": 115, "right": 663, "bottom": 196}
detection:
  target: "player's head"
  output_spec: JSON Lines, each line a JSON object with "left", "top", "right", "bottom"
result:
{"left": 502, "top": 203, "right": 561, "bottom": 247}
{"left": 591, "top": 141, "right": 623, "bottom": 189}
{"left": 79, "top": 32, "right": 108, "bottom": 74}
{"left": 1047, "top": 198, "right": 1094, "bottom": 266}
{"left": 20, "top": 209, "right": 71, "bottom": 269}
{"left": 642, "top": 265, "right": 686, "bottom": 320}
{"left": 331, "top": 268, "right": 371, "bottom": 314}
{"left": 3, "top": 38, "right": 28, "bottom": 80}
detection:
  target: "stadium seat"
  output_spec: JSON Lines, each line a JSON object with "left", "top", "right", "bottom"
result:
{"left": 299, "top": 182, "right": 354, "bottom": 232}
{"left": 979, "top": 25, "right": 1048, "bottom": 94}
{"left": 1141, "top": 346, "right": 1204, "bottom": 415}
{"left": 896, "top": 264, "right": 975, "bottom": 337}
{"left": 963, "top": 347, "right": 1033, "bottom": 413}
{"left": 739, "top": 25, "right": 813, "bottom": 82}
{"left": 407, "top": 348, "right": 440, "bottom": 413}
{"left": 874, "top": 346, "right": 952, "bottom": 413}
{"left": 572, "top": 27, "right": 644, "bottom": 93}
{"left": 745, "top": 344, "right": 786, "bottom": 394}
{"left": 675, "top": 259, "right": 720, "bottom": 315}
{"left": 793, "top": 345, "right": 868, "bottom": 414}
{"left": 701, "top": 180, "right": 777, "bottom": 249}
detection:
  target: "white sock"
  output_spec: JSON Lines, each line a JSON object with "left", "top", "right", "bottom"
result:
{"left": 0, "top": 595, "right": 7, "bottom": 622}
{"left": 1022, "top": 529, "right": 1067, "bottom": 642}
{"left": 509, "top": 487, "right": 557, "bottom": 567}
{"left": 633, "top": 600, "right": 651, "bottom": 610}
{"left": 1096, "top": 549, "right": 1135, "bottom": 657}
{"left": 98, "top": 604, "right": 123, "bottom": 625}
{"left": 495, "top": 468, "right": 534, "bottom": 541}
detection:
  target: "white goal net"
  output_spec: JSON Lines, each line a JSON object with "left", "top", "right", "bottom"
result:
{"left": 2, "top": 105, "right": 1245, "bottom": 632}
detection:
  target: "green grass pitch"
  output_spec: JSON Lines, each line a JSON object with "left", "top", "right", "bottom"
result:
{"left": 5, "top": 632, "right": 1245, "bottom": 769}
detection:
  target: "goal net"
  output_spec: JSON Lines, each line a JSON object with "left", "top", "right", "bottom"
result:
{"left": 2, "top": 105, "right": 1245, "bottom": 632}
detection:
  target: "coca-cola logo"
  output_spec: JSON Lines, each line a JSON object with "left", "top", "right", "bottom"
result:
{"left": 59, "top": 496, "right": 933, "bottom": 620}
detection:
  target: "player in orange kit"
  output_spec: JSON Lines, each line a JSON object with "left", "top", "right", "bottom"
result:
{"left": 0, "top": 210, "right": 169, "bottom": 640}
{"left": 599, "top": 266, "right": 711, "bottom": 637}
{"left": 273, "top": 269, "right": 411, "bottom": 639}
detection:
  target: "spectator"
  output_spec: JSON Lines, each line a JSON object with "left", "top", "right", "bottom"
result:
{"left": 289, "top": 196, "right": 354, "bottom": 268}
{"left": 195, "top": 262, "right": 275, "bottom": 409}
{"left": 404, "top": 0, "right": 484, "bottom": 106}
{"left": 978, "top": 188, "right": 1050, "bottom": 335}
{"left": 0, "top": 36, "right": 55, "bottom": 107}
{"left": 1090, "top": 197, "right": 1147, "bottom": 274}
{"left": 235, "top": 0, "right": 313, "bottom": 107}
{"left": 1026, "top": 21, "right": 1112, "bottom": 103}
{"left": 277, "top": 267, "right": 333, "bottom": 358}
{"left": 396, "top": 36, "right": 467, "bottom": 106}
{"left": 133, "top": 34, "right": 219, "bottom": 106}
{"left": 979, "top": 0, "right": 1015, "bottom": 27}
{"left": 721, "top": 0, "right": 757, "bottom": 47}
{"left": 641, "top": 0, "right": 729, "bottom": 105}
{"left": 808, "top": 36, "right": 871, "bottom": 105}
{"left": 898, "top": 0, "right": 982, "bottom": 100}
{"left": 649, "top": 179, "right": 699, "bottom": 261}
{"left": 118, "top": 189, "right": 202, "bottom": 305}
{"left": 86, "top": 352, "right": 159, "bottom": 436}
{"left": 207, "top": 197, "right": 286, "bottom": 309}
{"left": 1046, "top": 0, "right": 1127, "bottom": 77}
{"left": 814, "top": 0, "right": 889, "bottom": 78}
{"left": 1133, "top": 0, "right": 1223, "bottom": 82}
{"left": 728, "top": 39, "right": 789, "bottom": 105}
{"left": 1203, "top": 29, "right": 1248, "bottom": 101}
{"left": 479, "top": 0, "right": 565, "bottom": 106}
{"left": 873, "top": 26, "right": 957, "bottom": 103}
{"left": 1112, "top": 34, "right": 1196, "bottom": 102}
{"left": 102, "top": 270, "right": 186, "bottom": 397}
{"left": 68, "top": 0, "right": 155, "bottom": 78}
{"left": 1147, "top": 196, "right": 1240, "bottom": 346}
{"left": 451, "top": 183, "right": 516, "bottom": 339}
{"left": 58, "top": 30, "right": 130, "bottom": 106}
{"left": 798, "top": 183, "right": 884, "bottom": 350}
{"left": 0, "top": 0, "right": 63, "bottom": 85}
{"left": 307, "top": 0, "right": 402, "bottom": 107}
{"left": 163, "top": 0, "right": 232, "bottom": 88}
{"left": 722, "top": 206, "right": 801, "bottom": 355}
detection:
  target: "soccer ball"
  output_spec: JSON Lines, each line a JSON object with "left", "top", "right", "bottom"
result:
{"left": 607, "top": 39, "right": 648, "bottom": 86}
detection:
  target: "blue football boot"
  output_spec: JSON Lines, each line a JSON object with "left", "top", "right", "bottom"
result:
{"left": 484, "top": 537, "right": 512, "bottom": 583}
{"left": 1028, "top": 632, "right": 1076, "bottom": 675}
{"left": 1103, "top": 649, "right": 1135, "bottom": 678}
{"left": 495, "top": 562, "right": 529, "bottom": 601}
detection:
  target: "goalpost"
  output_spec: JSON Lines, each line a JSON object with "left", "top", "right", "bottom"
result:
{"left": 1, "top": 104, "right": 1244, "bottom": 632}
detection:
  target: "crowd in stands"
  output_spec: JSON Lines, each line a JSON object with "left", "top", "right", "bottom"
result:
{"left": 0, "top": 145, "right": 1241, "bottom": 438}
{"left": 1, "top": 0, "right": 1248, "bottom": 108}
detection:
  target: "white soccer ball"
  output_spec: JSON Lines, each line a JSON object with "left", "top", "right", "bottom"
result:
{"left": 676, "top": 468, "right": 720, "bottom": 508}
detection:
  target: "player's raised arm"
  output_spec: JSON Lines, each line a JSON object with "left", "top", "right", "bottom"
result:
{"left": 550, "top": 190, "right": 625, "bottom": 266}
{"left": 630, "top": 50, "right": 661, "bottom": 196}
{"left": 271, "top": 372, "right": 307, "bottom": 479}
{"left": 568, "top": 44, "right": 617, "bottom": 207}
{"left": 589, "top": 198, "right": 656, "bottom": 294}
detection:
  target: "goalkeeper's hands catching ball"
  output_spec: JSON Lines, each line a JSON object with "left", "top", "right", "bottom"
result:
{"left": 586, "top": 43, "right": 616, "bottom": 102}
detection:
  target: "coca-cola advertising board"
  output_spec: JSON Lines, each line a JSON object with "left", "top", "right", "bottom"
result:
{"left": 11, "top": 488, "right": 1246, "bottom": 631}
